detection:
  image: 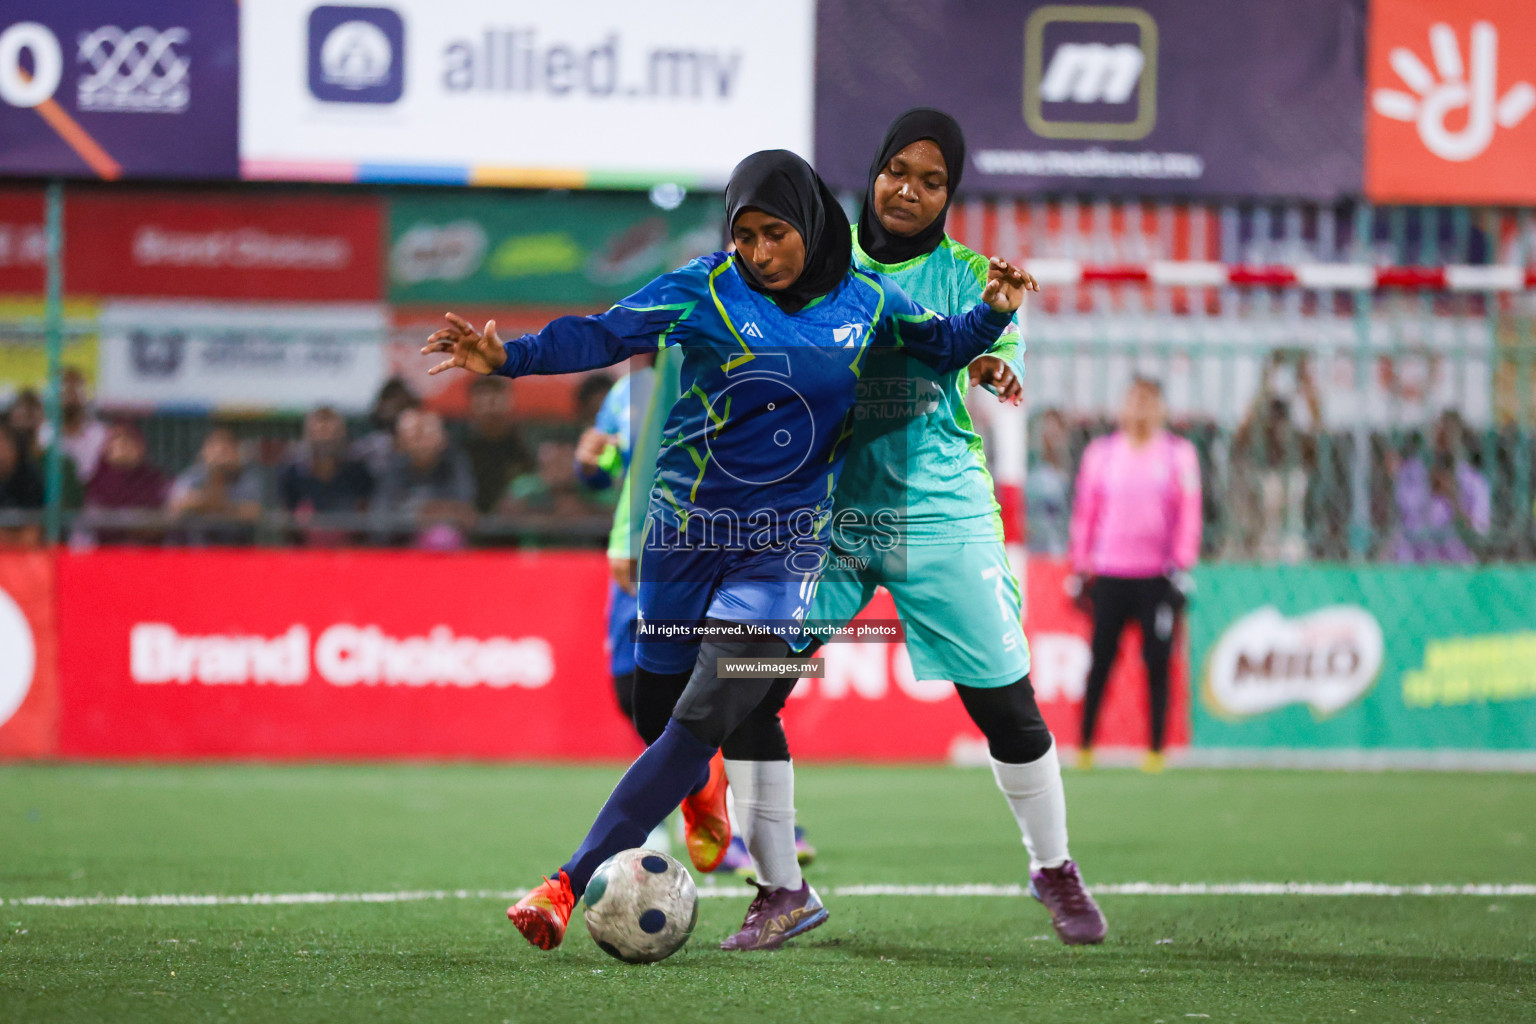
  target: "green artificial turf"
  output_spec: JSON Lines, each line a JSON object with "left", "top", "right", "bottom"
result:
{"left": 2, "top": 763, "right": 1532, "bottom": 1023}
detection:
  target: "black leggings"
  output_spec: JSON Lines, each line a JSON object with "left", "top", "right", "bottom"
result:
{"left": 956, "top": 676, "right": 1054, "bottom": 765}
{"left": 1079, "top": 575, "right": 1179, "bottom": 752}
{"left": 631, "top": 620, "right": 799, "bottom": 756}
{"left": 612, "top": 671, "right": 637, "bottom": 730}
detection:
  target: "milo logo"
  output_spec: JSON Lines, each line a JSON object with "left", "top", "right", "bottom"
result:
{"left": 1204, "top": 605, "right": 1384, "bottom": 718}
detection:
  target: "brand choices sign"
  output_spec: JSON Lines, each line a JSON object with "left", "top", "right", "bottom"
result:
{"left": 0, "top": 1, "right": 238, "bottom": 179}
{"left": 34, "top": 550, "right": 1185, "bottom": 761}
{"left": 240, "top": 0, "right": 814, "bottom": 186}
{"left": 815, "top": 0, "right": 1365, "bottom": 199}
{"left": 55, "top": 549, "right": 629, "bottom": 758}
{"left": 66, "top": 192, "right": 383, "bottom": 301}
{"left": 1366, "top": 0, "right": 1536, "bottom": 202}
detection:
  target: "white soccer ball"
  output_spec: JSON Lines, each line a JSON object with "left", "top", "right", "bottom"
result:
{"left": 582, "top": 848, "right": 698, "bottom": 963}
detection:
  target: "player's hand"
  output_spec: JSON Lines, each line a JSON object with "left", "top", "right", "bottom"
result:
{"left": 968, "top": 355, "right": 1022, "bottom": 405}
{"left": 1065, "top": 572, "right": 1095, "bottom": 615}
{"left": 577, "top": 428, "right": 619, "bottom": 471}
{"left": 421, "top": 313, "right": 507, "bottom": 376}
{"left": 610, "top": 556, "right": 637, "bottom": 595}
{"left": 981, "top": 257, "right": 1037, "bottom": 314}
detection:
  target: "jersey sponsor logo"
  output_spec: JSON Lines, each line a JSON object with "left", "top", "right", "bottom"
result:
{"left": 1204, "top": 605, "right": 1384, "bottom": 719}
{"left": 1023, "top": 5, "right": 1157, "bottom": 141}
{"left": 308, "top": 5, "right": 406, "bottom": 104}
{"left": 832, "top": 322, "right": 865, "bottom": 346}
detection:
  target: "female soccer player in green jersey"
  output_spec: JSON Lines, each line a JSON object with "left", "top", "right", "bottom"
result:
{"left": 715, "top": 110, "right": 1108, "bottom": 950}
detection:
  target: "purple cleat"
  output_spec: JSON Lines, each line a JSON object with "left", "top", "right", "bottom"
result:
{"left": 719, "top": 878, "right": 829, "bottom": 951}
{"left": 1029, "top": 860, "right": 1107, "bottom": 945}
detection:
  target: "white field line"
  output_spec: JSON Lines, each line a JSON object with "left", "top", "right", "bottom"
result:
{"left": 5, "top": 882, "right": 1536, "bottom": 909}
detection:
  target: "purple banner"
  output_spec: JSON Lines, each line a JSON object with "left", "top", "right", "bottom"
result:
{"left": 815, "top": 0, "right": 1365, "bottom": 200}
{"left": 0, "top": 1, "right": 238, "bottom": 180}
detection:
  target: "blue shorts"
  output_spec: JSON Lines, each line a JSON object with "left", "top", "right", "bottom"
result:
{"left": 634, "top": 526, "right": 825, "bottom": 674}
{"left": 606, "top": 581, "right": 638, "bottom": 679}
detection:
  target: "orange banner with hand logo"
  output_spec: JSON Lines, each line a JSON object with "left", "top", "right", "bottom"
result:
{"left": 1367, "top": 0, "right": 1536, "bottom": 203}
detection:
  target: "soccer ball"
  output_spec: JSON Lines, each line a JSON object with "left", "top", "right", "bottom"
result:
{"left": 582, "top": 848, "right": 698, "bottom": 963}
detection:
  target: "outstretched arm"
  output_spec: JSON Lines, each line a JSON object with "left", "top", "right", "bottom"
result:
{"left": 873, "top": 258, "right": 1036, "bottom": 375}
{"left": 422, "top": 265, "right": 703, "bottom": 379}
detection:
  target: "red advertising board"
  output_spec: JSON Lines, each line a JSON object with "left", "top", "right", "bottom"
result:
{"left": 64, "top": 191, "right": 384, "bottom": 301}
{"left": 0, "top": 188, "right": 45, "bottom": 295}
{"left": 55, "top": 549, "right": 630, "bottom": 759}
{"left": 0, "top": 552, "right": 59, "bottom": 758}
{"left": 783, "top": 558, "right": 1188, "bottom": 760}
{"left": 52, "top": 550, "right": 1182, "bottom": 761}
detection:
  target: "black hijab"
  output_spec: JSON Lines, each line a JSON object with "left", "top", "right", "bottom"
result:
{"left": 857, "top": 108, "right": 966, "bottom": 266}
{"left": 725, "top": 150, "right": 851, "bottom": 314}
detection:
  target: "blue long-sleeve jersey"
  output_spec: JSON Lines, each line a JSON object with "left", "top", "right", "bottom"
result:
{"left": 494, "top": 251, "right": 1011, "bottom": 542}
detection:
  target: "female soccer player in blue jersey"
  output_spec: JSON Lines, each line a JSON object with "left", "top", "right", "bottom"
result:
{"left": 713, "top": 111, "right": 1108, "bottom": 949}
{"left": 422, "top": 150, "right": 1030, "bottom": 951}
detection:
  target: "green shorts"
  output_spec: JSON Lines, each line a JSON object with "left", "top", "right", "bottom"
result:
{"left": 809, "top": 539, "right": 1031, "bottom": 688}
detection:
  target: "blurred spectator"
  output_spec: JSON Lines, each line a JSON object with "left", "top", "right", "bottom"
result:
{"left": 81, "top": 422, "right": 169, "bottom": 545}
{"left": 507, "top": 440, "right": 611, "bottom": 517}
{"left": 574, "top": 374, "right": 614, "bottom": 431}
{"left": 374, "top": 408, "right": 476, "bottom": 549}
{"left": 1223, "top": 354, "right": 1320, "bottom": 563}
{"left": 38, "top": 368, "right": 109, "bottom": 483}
{"left": 167, "top": 425, "right": 263, "bottom": 545}
{"left": 461, "top": 376, "right": 532, "bottom": 514}
{"left": 1024, "top": 408, "right": 1072, "bottom": 556}
{"left": 1392, "top": 410, "right": 1490, "bottom": 563}
{"left": 278, "top": 407, "right": 373, "bottom": 544}
{"left": 6, "top": 388, "right": 44, "bottom": 458}
{"left": 352, "top": 376, "right": 421, "bottom": 479}
{"left": 0, "top": 427, "right": 44, "bottom": 545}
{"left": 1068, "top": 377, "right": 1201, "bottom": 772}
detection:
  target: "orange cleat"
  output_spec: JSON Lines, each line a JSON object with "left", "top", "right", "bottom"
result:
{"left": 507, "top": 870, "right": 576, "bottom": 950}
{"left": 680, "top": 751, "right": 732, "bottom": 872}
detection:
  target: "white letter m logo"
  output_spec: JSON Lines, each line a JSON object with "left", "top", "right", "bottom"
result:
{"left": 1039, "top": 43, "right": 1143, "bottom": 103}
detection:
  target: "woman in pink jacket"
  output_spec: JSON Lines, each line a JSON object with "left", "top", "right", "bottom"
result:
{"left": 1068, "top": 377, "right": 1202, "bottom": 771}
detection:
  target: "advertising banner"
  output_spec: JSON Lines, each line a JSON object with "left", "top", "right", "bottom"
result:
{"left": 0, "top": 189, "right": 44, "bottom": 294}
{"left": 1191, "top": 565, "right": 1536, "bottom": 750}
{"left": 1366, "top": 0, "right": 1536, "bottom": 203}
{"left": 784, "top": 557, "right": 1189, "bottom": 761}
{"left": 50, "top": 551, "right": 1181, "bottom": 761}
{"left": 95, "top": 301, "right": 389, "bottom": 413}
{"left": 56, "top": 549, "right": 630, "bottom": 759}
{"left": 240, "top": 0, "right": 814, "bottom": 188}
{"left": 388, "top": 191, "right": 719, "bottom": 309}
{"left": 0, "top": 552, "right": 58, "bottom": 758}
{"left": 815, "top": 0, "right": 1365, "bottom": 199}
{"left": 0, "top": 1, "right": 238, "bottom": 180}
{"left": 64, "top": 192, "right": 384, "bottom": 302}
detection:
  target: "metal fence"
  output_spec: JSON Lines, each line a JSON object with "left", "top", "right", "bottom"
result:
{"left": 2, "top": 187, "right": 1533, "bottom": 560}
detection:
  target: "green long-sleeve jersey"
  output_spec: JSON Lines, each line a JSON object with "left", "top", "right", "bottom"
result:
{"left": 833, "top": 231, "right": 1024, "bottom": 547}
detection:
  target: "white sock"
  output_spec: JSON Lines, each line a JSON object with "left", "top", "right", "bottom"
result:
{"left": 990, "top": 740, "right": 1071, "bottom": 872}
{"left": 722, "top": 758, "right": 802, "bottom": 891}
